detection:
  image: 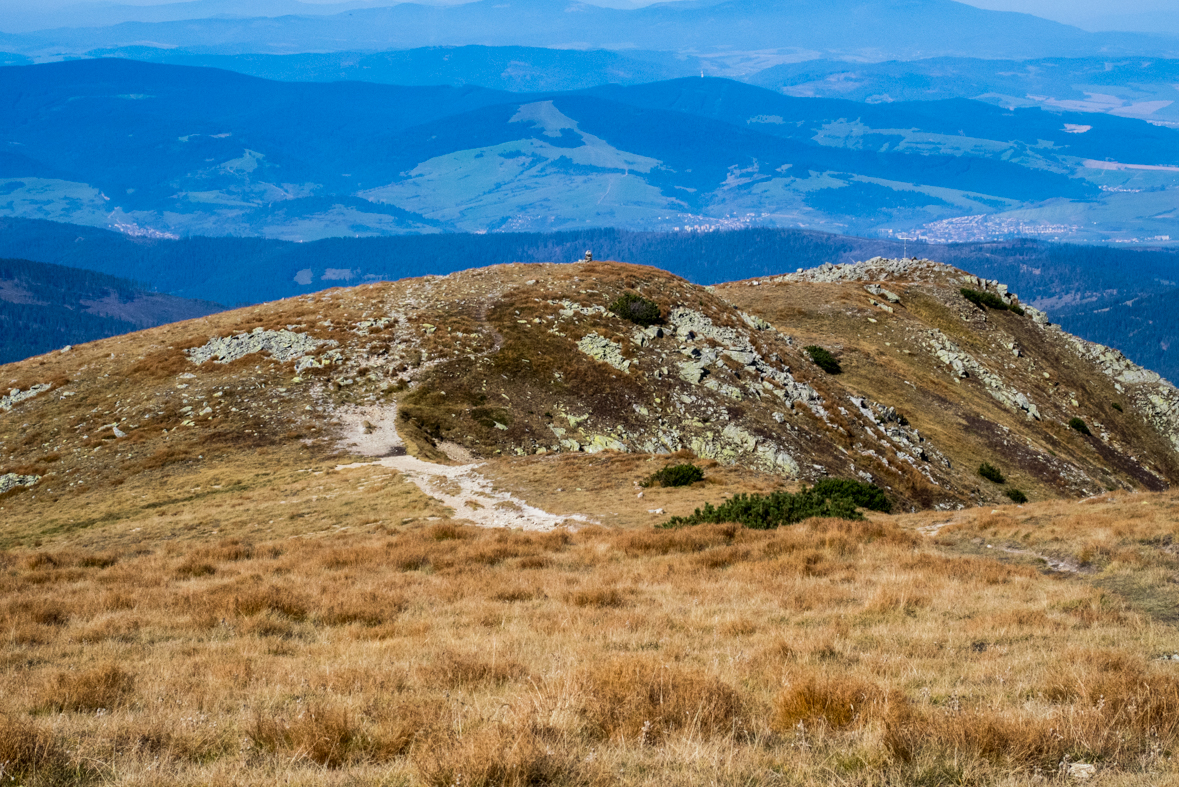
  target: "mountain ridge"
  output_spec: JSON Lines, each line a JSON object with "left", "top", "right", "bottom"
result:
{"left": 3, "top": 256, "right": 1177, "bottom": 520}
{"left": 3, "top": 0, "right": 1177, "bottom": 60}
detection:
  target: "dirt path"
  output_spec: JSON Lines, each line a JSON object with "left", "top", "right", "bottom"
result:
{"left": 336, "top": 399, "right": 594, "bottom": 531}
{"left": 369, "top": 453, "right": 594, "bottom": 531}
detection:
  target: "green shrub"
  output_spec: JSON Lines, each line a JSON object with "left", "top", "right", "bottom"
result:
{"left": 1068, "top": 417, "right": 1091, "bottom": 436}
{"left": 960, "top": 287, "right": 1020, "bottom": 313}
{"left": 978, "top": 462, "right": 1005, "bottom": 484}
{"left": 804, "top": 345, "right": 842, "bottom": 374}
{"left": 642, "top": 463, "right": 704, "bottom": 488}
{"left": 1005, "top": 488, "right": 1028, "bottom": 504}
{"left": 658, "top": 479, "right": 889, "bottom": 530}
{"left": 609, "top": 292, "right": 661, "bottom": 326}
{"left": 810, "top": 478, "right": 892, "bottom": 513}
{"left": 1111, "top": 402, "right": 1124, "bottom": 413}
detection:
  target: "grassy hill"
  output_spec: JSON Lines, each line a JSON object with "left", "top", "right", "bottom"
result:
{"left": 3, "top": 258, "right": 1179, "bottom": 784}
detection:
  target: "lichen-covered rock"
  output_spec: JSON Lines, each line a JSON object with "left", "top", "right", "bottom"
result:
{"left": 776, "top": 257, "right": 943, "bottom": 283}
{"left": 187, "top": 328, "right": 336, "bottom": 366}
{"left": 678, "top": 360, "right": 708, "bottom": 383}
{"left": 0, "top": 473, "right": 39, "bottom": 495}
{"left": 864, "top": 284, "right": 901, "bottom": 303}
{"left": 1067, "top": 334, "right": 1179, "bottom": 451}
{"left": 926, "top": 329, "right": 1040, "bottom": 419}
{"left": 585, "top": 434, "right": 627, "bottom": 453}
{"left": 576, "top": 332, "right": 631, "bottom": 372}
{"left": 1, "top": 384, "right": 51, "bottom": 412}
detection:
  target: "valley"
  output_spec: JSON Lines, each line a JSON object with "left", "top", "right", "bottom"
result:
{"left": 2, "top": 61, "right": 1177, "bottom": 244}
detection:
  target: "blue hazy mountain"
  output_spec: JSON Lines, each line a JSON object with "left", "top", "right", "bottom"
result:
{"left": 83, "top": 46, "right": 705, "bottom": 93}
{"left": 1, "top": 0, "right": 392, "bottom": 34}
{"left": 3, "top": 0, "right": 1176, "bottom": 60}
{"left": 1, "top": 59, "right": 1176, "bottom": 243}
{"left": 748, "top": 56, "right": 1179, "bottom": 128}
{"left": 0, "top": 255, "right": 222, "bottom": 363}
{"left": 69, "top": 47, "right": 1179, "bottom": 130}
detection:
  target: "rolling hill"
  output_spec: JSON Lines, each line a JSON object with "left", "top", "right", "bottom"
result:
{"left": 4, "top": 257, "right": 1179, "bottom": 785}
{"left": 1, "top": 59, "right": 1177, "bottom": 243}
{"left": 0, "top": 257, "right": 222, "bottom": 364}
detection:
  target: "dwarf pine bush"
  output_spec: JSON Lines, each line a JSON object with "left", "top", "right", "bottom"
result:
{"left": 642, "top": 463, "right": 704, "bottom": 488}
{"left": 960, "top": 287, "right": 1023, "bottom": 314}
{"left": 1069, "top": 417, "right": 1092, "bottom": 435}
{"left": 978, "top": 462, "right": 1005, "bottom": 484}
{"left": 658, "top": 479, "right": 889, "bottom": 529}
{"left": 804, "top": 345, "right": 841, "bottom": 374}
{"left": 609, "top": 292, "right": 661, "bottom": 326}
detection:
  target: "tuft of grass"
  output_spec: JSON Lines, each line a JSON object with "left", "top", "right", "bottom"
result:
{"left": 40, "top": 664, "right": 134, "bottom": 713}
{"left": 978, "top": 462, "right": 1005, "bottom": 484}
{"left": 568, "top": 586, "right": 629, "bottom": 609}
{"left": 580, "top": 657, "right": 748, "bottom": 743}
{"left": 1069, "top": 417, "right": 1092, "bottom": 435}
{"left": 0, "top": 714, "right": 86, "bottom": 785}
{"left": 608, "top": 292, "right": 661, "bottom": 326}
{"left": 415, "top": 726, "right": 597, "bottom": 787}
{"left": 248, "top": 705, "right": 369, "bottom": 768}
{"left": 773, "top": 672, "right": 887, "bottom": 731}
{"left": 641, "top": 463, "right": 704, "bottom": 488}
{"left": 421, "top": 651, "right": 528, "bottom": 689}
{"left": 803, "top": 345, "right": 841, "bottom": 374}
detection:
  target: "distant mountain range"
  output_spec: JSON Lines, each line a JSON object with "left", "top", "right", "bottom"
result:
{"left": 47, "top": 48, "right": 1177, "bottom": 130}
{"left": 2, "top": 0, "right": 1177, "bottom": 61}
{"left": 0, "top": 256, "right": 221, "bottom": 364}
{"left": 1, "top": 59, "right": 1176, "bottom": 244}
{"left": 1, "top": 0, "right": 396, "bottom": 34}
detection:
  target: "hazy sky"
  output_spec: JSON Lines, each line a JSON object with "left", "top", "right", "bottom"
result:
{"left": 6, "top": 0, "right": 1176, "bottom": 32}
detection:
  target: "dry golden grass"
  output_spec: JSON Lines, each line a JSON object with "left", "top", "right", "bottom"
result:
{"left": 3, "top": 261, "right": 1179, "bottom": 784}
{"left": 2, "top": 491, "right": 1179, "bottom": 785}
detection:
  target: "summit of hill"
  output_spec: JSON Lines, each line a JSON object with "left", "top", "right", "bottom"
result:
{"left": 4, "top": 255, "right": 1179, "bottom": 533}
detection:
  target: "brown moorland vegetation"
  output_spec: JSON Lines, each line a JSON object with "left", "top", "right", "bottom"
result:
{"left": 3, "top": 258, "right": 1179, "bottom": 784}
{"left": 3, "top": 482, "right": 1179, "bottom": 785}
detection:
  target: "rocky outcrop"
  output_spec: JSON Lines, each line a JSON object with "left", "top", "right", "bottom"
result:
{"left": 925, "top": 329, "right": 1041, "bottom": 419}
{"left": 1, "top": 384, "right": 51, "bottom": 413}
{"left": 0, "top": 473, "right": 39, "bottom": 494}
{"left": 773, "top": 257, "right": 946, "bottom": 283}
{"left": 187, "top": 328, "right": 335, "bottom": 366}
{"left": 1066, "top": 335, "right": 1179, "bottom": 451}
{"left": 576, "top": 332, "right": 631, "bottom": 372}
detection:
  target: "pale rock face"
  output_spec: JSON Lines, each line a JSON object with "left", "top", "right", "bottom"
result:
{"left": 926, "top": 329, "right": 1040, "bottom": 419}
{"left": 1066, "top": 334, "right": 1179, "bottom": 451}
{"left": 576, "top": 332, "right": 631, "bottom": 372}
{"left": 187, "top": 328, "right": 336, "bottom": 366}
{"left": 0, "top": 473, "right": 39, "bottom": 495}
{"left": 1, "top": 383, "right": 51, "bottom": 412}
{"left": 864, "top": 284, "right": 901, "bottom": 303}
